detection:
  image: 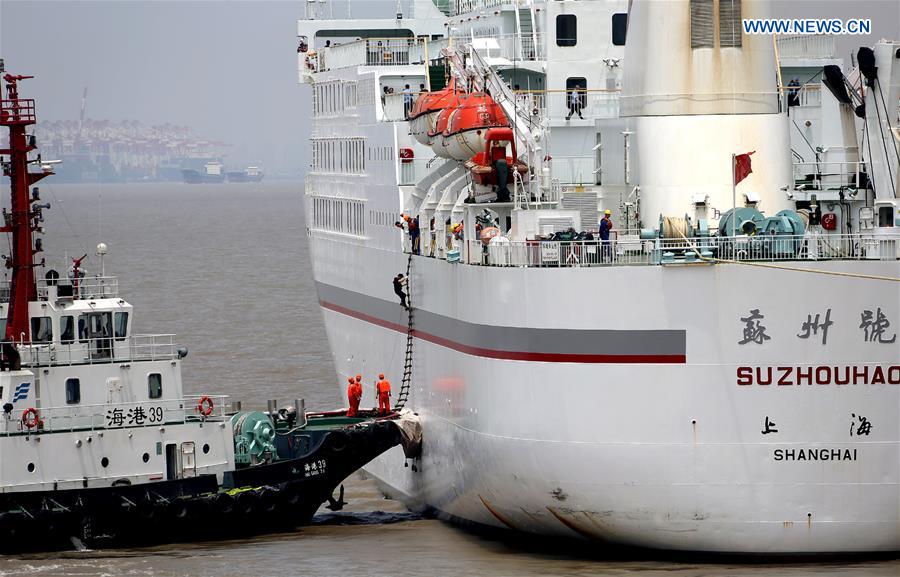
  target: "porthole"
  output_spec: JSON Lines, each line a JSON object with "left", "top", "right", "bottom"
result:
{"left": 142, "top": 452, "right": 150, "bottom": 463}
{"left": 202, "top": 444, "right": 210, "bottom": 455}
{"left": 27, "top": 462, "right": 35, "bottom": 473}
{"left": 101, "top": 457, "right": 109, "bottom": 468}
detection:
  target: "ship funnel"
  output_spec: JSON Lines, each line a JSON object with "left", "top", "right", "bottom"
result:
{"left": 621, "top": 0, "right": 779, "bottom": 117}
{"left": 621, "top": 0, "right": 792, "bottom": 225}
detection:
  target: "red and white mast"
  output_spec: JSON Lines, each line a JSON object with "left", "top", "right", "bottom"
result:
{"left": 0, "top": 72, "right": 52, "bottom": 342}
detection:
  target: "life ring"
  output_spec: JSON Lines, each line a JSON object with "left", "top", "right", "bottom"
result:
{"left": 22, "top": 407, "right": 39, "bottom": 429}
{"left": 197, "top": 396, "right": 214, "bottom": 417}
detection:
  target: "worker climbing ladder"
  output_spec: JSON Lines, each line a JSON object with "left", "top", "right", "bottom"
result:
{"left": 395, "top": 252, "right": 414, "bottom": 410}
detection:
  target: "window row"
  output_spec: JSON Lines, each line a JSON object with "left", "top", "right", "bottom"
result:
{"left": 311, "top": 197, "right": 366, "bottom": 236}
{"left": 64, "top": 372, "right": 162, "bottom": 405}
{"left": 28, "top": 311, "right": 129, "bottom": 344}
{"left": 313, "top": 80, "right": 358, "bottom": 117}
{"left": 555, "top": 13, "right": 628, "bottom": 47}
{"left": 370, "top": 145, "right": 394, "bottom": 162}
{"left": 311, "top": 137, "right": 366, "bottom": 174}
{"left": 370, "top": 210, "right": 395, "bottom": 227}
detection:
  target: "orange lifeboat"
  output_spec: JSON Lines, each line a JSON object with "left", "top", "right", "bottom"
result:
{"left": 439, "top": 92, "right": 509, "bottom": 161}
{"left": 465, "top": 127, "right": 528, "bottom": 203}
{"left": 428, "top": 91, "right": 465, "bottom": 159}
{"left": 409, "top": 81, "right": 459, "bottom": 146}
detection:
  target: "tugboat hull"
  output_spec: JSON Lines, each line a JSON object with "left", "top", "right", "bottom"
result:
{"left": 0, "top": 418, "right": 402, "bottom": 553}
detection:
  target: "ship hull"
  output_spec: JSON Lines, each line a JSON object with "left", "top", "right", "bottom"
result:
{"left": 309, "top": 235, "right": 900, "bottom": 553}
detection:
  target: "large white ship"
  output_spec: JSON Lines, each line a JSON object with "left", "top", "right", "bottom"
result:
{"left": 297, "top": 0, "right": 900, "bottom": 553}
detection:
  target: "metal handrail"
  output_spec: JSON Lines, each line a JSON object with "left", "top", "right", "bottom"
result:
{"left": 0, "top": 395, "right": 230, "bottom": 437}
{"left": 462, "top": 233, "right": 899, "bottom": 268}
{"left": 9, "top": 334, "right": 181, "bottom": 367}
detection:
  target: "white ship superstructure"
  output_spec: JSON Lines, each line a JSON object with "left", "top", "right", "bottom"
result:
{"left": 298, "top": 0, "right": 900, "bottom": 553}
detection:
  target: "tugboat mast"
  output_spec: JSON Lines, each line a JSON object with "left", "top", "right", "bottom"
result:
{"left": 0, "top": 72, "right": 52, "bottom": 342}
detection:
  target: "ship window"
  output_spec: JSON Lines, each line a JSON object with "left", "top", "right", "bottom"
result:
{"left": 556, "top": 14, "right": 577, "bottom": 47}
{"left": 78, "top": 316, "right": 88, "bottom": 343}
{"left": 719, "top": 0, "right": 742, "bottom": 47}
{"left": 612, "top": 13, "right": 628, "bottom": 46}
{"left": 690, "top": 0, "right": 715, "bottom": 48}
{"left": 148, "top": 373, "right": 162, "bottom": 399}
{"left": 65, "top": 378, "right": 81, "bottom": 404}
{"left": 30, "top": 316, "right": 53, "bottom": 343}
{"left": 114, "top": 312, "right": 128, "bottom": 341}
{"left": 0, "top": 318, "right": 5, "bottom": 339}
{"left": 60, "top": 315, "right": 75, "bottom": 343}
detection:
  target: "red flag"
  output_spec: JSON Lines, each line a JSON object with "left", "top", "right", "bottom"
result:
{"left": 734, "top": 151, "right": 755, "bottom": 185}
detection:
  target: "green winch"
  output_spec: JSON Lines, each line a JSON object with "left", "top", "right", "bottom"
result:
{"left": 231, "top": 411, "right": 278, "bottom": 466}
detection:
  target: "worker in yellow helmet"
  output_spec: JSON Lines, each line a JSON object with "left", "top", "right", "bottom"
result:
{"left": 599, "top": 209, "right": 613, "bottom": 262}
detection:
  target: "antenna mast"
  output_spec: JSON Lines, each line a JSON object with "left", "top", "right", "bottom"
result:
{"left": 0, "top": 72, "right": 53, "bottom": 342}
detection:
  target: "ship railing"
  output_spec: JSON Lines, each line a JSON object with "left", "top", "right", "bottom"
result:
{"left": 450, "top": 0, "right": 506, "bottom": 16}
{"left": 459, "top": 32, "right": 546, "bottom": 61}
{"left": 382, "top": 92, "right": 417, "bottom": 122}
{"left": 550, "top": 156, "right": 598, "bottom": 186}
{"left": 792, "top": 160, "right": 867, "bottom": 191}
{"left": 781, "top": 82, "right": 821, "bottom": 108}
{"left": 12, "top": 334, "right": 181, "bottom": 367}
{"left": 0, "top": 395, "right": 230, "bottom": 436}
{"left": 34, "top": 275, "right": 119, "bottom": 301}
{"left": 776, "top": 34, "right": 836, "bottom": 59}
{"left": 0, "top": 98, "right": 36, "bottom": 125}
{"left": 302, "top": 0, "right": 415, "bottom": 20}
{"left": 513, "top": 89, "right": 620, "bottom": 123}
{"left": 462, "top": 233, "right": 899, "bottom": 267}
{"left": 311, "top": 37, "right": 431, "bottom": 73}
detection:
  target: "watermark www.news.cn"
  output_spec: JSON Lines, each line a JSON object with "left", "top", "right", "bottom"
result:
{"left": 742, "top": 19, "right": 872, "bottom": 35}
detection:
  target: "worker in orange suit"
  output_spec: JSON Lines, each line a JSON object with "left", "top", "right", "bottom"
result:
{"left": 346, "top": 376, "right": 361, "bottom": 417}
{"left": 375, "top": 373, "right": 392, "bottom": 415}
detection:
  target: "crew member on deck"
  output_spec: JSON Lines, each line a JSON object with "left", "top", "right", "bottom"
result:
{"left": 347, "top": 376, "right": 361, "bottom": 417}
{"left": 406, "top": 214, "right": 420, "bottom": 254}
{"left": 376, "top": 373, "right": 392, "bottom": 415}
{"left": 566, "top": 83, "right": 584, "bottom": 120}
{"left": 599, "top": 209, "right": 613, "bottom": 262}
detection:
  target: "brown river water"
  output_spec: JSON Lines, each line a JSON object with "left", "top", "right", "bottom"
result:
{"left": 0, "top": 182, "right": 895, "bottom": 576}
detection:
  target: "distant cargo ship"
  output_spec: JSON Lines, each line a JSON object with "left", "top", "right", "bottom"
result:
{"left": 182, "top": 161, "right": 226, "bottom": 184}
{"left": 226, "top": 166, "right": 264, "bottom": 183}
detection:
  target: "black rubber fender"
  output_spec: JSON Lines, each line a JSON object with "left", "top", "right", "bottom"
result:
{"left": 137, "top": 493, "right": 158, "bottom": 521}
{"left": 280, "top": 484, "right": 303, "bottom": 509}
{"left": 234, "top": 490, "right": 257, "bottom": 517}
{"left": 212, "top": 492, "right": 235, "bottom": 517}
{"left": 324, "top": 430, "right": 349, "bottom": 454}
{"left": 257, "top": 488, "right": 278, "bottom": 515}
{"left": 167, "top": 499, "right": 191, "bottom": 521}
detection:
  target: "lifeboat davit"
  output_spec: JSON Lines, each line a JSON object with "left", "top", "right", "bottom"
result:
{"left": 409, "top": 82, "right": 460, "bottom": 146}
{"left": 438, "top": 92, "right": 509, "bottom": 161}
{"left": 465, "top": 127, "right": 528, "bottom": 203}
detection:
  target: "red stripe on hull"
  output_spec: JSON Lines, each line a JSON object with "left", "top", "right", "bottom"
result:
{"left": 320, "top": 300, "right": 686, "bottom": 365}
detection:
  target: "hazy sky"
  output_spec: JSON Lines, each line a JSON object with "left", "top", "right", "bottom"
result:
{"left": 1, "top": 0, "right": 897, "bottom": 175}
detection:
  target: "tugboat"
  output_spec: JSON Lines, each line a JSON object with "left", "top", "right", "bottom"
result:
{"left": 0, "top": 72, "right": 416, "bottom": 553}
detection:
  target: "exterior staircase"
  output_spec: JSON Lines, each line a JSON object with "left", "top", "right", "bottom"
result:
{"left": 516, "top": 3, "right": 538, "bottom": 60}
